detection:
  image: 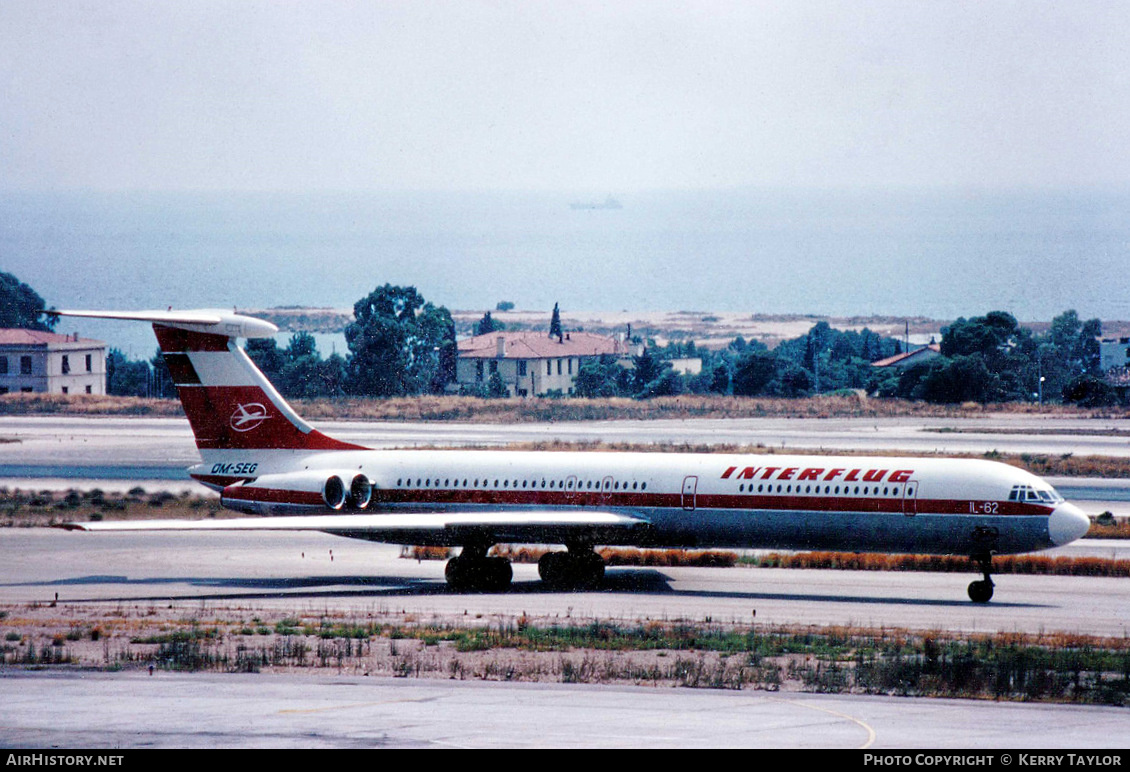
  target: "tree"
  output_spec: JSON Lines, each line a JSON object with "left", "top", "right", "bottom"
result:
{"left": 709, "top": 363, "right": 730, "bottom": 394}
{"left": 549, "top": 303, "right": 563, "bottom": 340}
{"left": 475, "top": 311, "right": 504, "bottom": 335}
{"left": 0, "top": 272, "right": 56, "bottom": 331}
{"left": 631, "top": 347, "right": 664, "bottom": 393}
{"left": 105, "top": 349, "right": 152, "bottom": 397}
{"left": 941, "top": 312, "right": 1018, "bottom": 363}
{"left": 1063, "top": 374, "right": 1117, "bottom": 408}
{"left": 413, "top": 302, "right": 458, "bottom": 394}
{"left": 918, "top": 354, "right": 1001, "bottom": 404}
{"left": 574, "top": 355, "right": 629, "bottom": 397}
{"left": 732, "top": 352, "right": 778, "bottom": 396}
{"left": 636, "top": 369, "right": 684, "bottom": 398}
{"left": 245, "top": 338, "right": 285, "bottom": 384}
{"left": 279, "top": 332, "right": 325, "bottom": 397}
{"left": 345, "top": 285, "right": 456, "bottom": 397}
{"left": 487, "top": 370, "right": 508, "bottom": 398}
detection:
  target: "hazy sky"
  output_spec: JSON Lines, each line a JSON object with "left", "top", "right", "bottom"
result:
{"left": 3, "top": 1, "right": 1128, "bottom": 192}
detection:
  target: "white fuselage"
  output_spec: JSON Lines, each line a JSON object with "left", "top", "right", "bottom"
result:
{"left": 197, "top": 448, "right": 1084, "bottom": 556}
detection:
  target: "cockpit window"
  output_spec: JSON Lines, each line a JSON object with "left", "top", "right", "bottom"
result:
{"left": 1009, "top": 484, "right": 1064, "bottom": 504}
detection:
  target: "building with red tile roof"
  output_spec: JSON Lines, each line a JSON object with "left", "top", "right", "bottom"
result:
{"left": 456, "top": 331, "right": 634, "bottom": 396}
{"left": 870, "top": 343, "right": 941, "bottom": 370}
{"left": 0, "top": 329, "right": 106, "bottom": 395}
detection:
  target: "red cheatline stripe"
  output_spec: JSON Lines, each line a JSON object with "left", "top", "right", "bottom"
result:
{"left": 223, "top": 487, "right": 326, "bottom": 506}
{"left": 221, "top": 484, "right": 1053, "bottom": 516}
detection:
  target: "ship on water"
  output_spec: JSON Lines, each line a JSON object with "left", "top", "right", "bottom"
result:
{"left": 569, "top": 195, "right": 623, "bottom": 210}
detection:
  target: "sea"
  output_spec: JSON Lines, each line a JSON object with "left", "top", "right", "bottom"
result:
{"left": 2, "top": 188, "right": 1128, "bottom": 357}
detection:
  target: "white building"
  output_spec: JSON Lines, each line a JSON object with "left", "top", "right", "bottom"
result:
{"left": 456, "top": 331, "right": 634, "bottom": 397}
{"left": 0, "top": 329, "right": 106, "bottom": 395}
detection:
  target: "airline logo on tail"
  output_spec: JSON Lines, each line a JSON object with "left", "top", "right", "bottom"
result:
{"left": 230, "top": 403, "right": 271, "bottom": 432}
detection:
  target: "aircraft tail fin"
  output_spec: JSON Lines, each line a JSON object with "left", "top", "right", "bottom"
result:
{"left": 54, "top": 309, "right": 363, "bottom": 454}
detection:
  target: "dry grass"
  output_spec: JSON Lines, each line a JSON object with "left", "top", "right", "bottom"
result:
{"left": 3, "top": 604, "right": 1128, "bottom": 705}
{"left": 0, "top": 393, "right": 183, "bottom": 416}
{"left": 290, "top": 393, "right": 1130, "bottom": 422}
{"left": 750, "top": 551, "right": 1130, "bottom": 577}
{"left": 1090, "top": 518, "right": 1130, "bottom": 539}
{"left": 0, "top": 487, "right": 223, "bottom": 528}
{"left": 6, "top": 391, "right": 1130, "bottom": 422}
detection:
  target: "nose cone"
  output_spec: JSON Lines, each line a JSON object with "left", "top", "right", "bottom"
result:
{"left": 1049, "top": 502, "right": 1090, "bottom": 547}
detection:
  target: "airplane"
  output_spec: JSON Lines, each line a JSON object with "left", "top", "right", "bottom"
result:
{"left": 52, "top": 308, "right": 1091, "bottom": 602}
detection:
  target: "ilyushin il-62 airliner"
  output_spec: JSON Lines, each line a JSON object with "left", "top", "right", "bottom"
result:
{"left": 54, "top": 309, "right": 1090, "bottom": 602}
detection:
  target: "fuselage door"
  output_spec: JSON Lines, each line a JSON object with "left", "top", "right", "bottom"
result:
{"left": 682, "top": 475, "right": 698, "bottom": 511}
{"left": 902, "top": 480, "right": 919, "bottom": 516}
{"left": 601, "top": 476, "right": 614, "bottom": 502}
{"left": 565, "top": 475, "right": 579, "bottom": 504}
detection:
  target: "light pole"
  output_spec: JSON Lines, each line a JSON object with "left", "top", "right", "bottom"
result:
{"left": 1037, "top": 354, "right": 1045, "bottom": 406}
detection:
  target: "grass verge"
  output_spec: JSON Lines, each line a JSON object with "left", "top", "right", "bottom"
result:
{"left": 3, "top": 605, "right": 1127, "bottom": 706}
{"left": 5, "top": 392, "right": 1130, "bottom": 422}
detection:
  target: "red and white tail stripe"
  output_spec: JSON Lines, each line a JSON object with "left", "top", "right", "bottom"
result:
{"left": 54, "top": 309, "right": 364, "bottom": 454}
{"left": 153, "top": 324, "right": 361, "bottom": 452}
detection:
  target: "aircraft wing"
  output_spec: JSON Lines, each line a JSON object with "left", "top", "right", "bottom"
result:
{"left": 58, "top": 510, "right": 651, "bottom": 544}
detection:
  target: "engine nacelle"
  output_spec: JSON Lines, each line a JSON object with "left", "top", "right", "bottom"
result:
{"left": 222, "top": 471, "right": 374, "bottom": 515}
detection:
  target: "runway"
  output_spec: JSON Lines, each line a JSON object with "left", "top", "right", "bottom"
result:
{"left": 2, "top": 671, "right": 1126, "bottom": 749}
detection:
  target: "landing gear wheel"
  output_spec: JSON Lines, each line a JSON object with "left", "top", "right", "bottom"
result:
{"left": 967, "top": 579, "right": 994, "bottom": 604}
{"left": 968, "top": 551, "right": 995, "bottom": 603}
{"left": 538, "top": 550, "right": 605, "bottom": 590}
{"left": 445, "top": 553, "right": 512, "bottom": 592}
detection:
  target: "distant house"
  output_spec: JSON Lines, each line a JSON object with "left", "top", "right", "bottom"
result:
{"left": 456, "top": 331, "right": 634, "bottom": 397}
{"left": 668, "top": 357, "right": 703, "bottom": 376}
{"left": 870, "top": 343, "right": 941, "bottom": 370}
{"left": 0, "top": 329, "right": 106, "bottom": 396}
{"left": 1100, "top": 337, "right": 1130, "bottom": 373}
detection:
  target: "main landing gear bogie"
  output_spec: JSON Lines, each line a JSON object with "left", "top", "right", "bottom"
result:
{"left": 538, "top": 549, "right": 605, "bottom": 590}
{"left": 444, "top": 547, "right": 513, "bottom": 592}
{"left": 442, "top": 544, "right": 608, "bottom": 592}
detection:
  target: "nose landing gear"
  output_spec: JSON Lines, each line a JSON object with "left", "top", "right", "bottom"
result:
{"left": 968, "top": 552, "right": 995, "bottom": 603}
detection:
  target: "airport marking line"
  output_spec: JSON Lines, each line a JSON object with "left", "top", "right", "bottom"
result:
{"left": 277, "top": 696, "right": 439, "bottom": 715}
{"left": 768, "top": 696, "right": 877, "bottom": 749}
